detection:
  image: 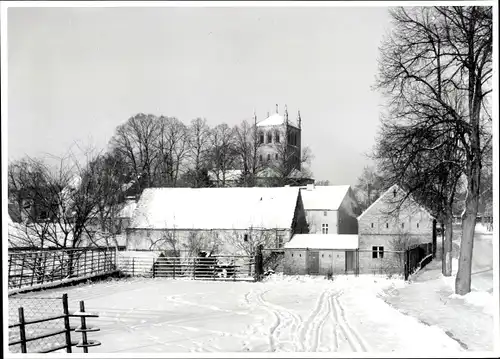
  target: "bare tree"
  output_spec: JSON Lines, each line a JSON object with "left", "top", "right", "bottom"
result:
{"left": 353, "top": 166, "right": 387, "bottom": 211}
{"left": 154, "top": 116, "right": 190, "bottom": 187}
{"left": 208, "top": 123, "right": 238, "bottom": 187}
{"left": 185, "top": 118, "right": 212, "bottom": 187}
{"left": 109, "top": 113, "right": 161, "bottom": 191}
{"left": 375, "top": 6, "right": 492, "bottom": 294}
{"left": 233, "top": 118, "right": 264, "bottom": 187}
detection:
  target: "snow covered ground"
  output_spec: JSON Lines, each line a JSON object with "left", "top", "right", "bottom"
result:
{"left": 10, "top": 274, "right": 468, "bottom": 355}
{"left": 382, "top": 227, "right": 496, "bottom": 352}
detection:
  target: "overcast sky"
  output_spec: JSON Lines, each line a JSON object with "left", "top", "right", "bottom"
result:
{"left": 7, "top": 5, "right": 391, "bottom": 186}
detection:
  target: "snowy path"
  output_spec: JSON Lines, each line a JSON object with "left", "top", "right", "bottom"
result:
{"left": 9, "top": 275, "right": 467, "bottom": 354}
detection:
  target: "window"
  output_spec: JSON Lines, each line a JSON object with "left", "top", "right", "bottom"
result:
{"left": 275, "top": 153, "right": 278, "bottom": 160}
{"left": 259, "top": 154, "right": 263, "bottom": 162}
{"left": 401, "top": 223, "right": 405, "bottom": 229}
{"left": 291, "top": 253, "right": 294, "bottom": 257}
{"left": 275, "top": 131, "right": 280, "bottom": 143}
{"left": 324, "top": 211, "right": 328, "bottom": 217}
{"left": 386, "top": 223, "right": 389, "bottom": 229}
{"left": 372, "top": 246, "right": 384, "bottom": 259}
{"left": 267, "top": 132, "right": 272, "bottom": 143}
{"left": 322, "top": 224, "right": 329, "bottom": 234}
{"left": 417, "top": 223, "right": 420, "bottom": 228}
{"left": 244, "top": 234, "right": 249, "bottom": 242}
{"left": 277, "top": 234, "right": 284, "bottom": 248}
{"left": 393, "top": 189, "right": 397, "bottom": 198}
{"left": 259, "top": 132, "right": 264, "bottom": 144}
{"left": 267, "top": 154, "right": 271, "bottom": 161}
{"left": 371, "top": 223, "right": 374, "bottom": 228}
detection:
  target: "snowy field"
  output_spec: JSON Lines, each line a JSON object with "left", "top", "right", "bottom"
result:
{"left": 10, "top": 274, "right": 470, "bottom": 355}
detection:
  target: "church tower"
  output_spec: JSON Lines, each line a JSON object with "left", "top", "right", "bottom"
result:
{"left": 255, "top": 104, "right": 302, "bottom": 175}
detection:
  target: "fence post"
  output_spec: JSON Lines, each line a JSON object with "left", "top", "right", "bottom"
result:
{"left": 51, "top": 252, "right": 56, "bottom": 281}
{"left": 193, "top": 258, "right": 196, "bottom": 280}
{"left": 62, "top": 294, "right": 73, "bottom": 353}
{"left": 254, "top": 245, "right": 263, "bottom": 281}
{"left": 18, "top": 307, "right": 28, "bottom": 353}
{"left": 19, "top": 254, "right": 26, "bottom": 289}
{"left": 152, "top": 258, "right": 156, "bottom": 278}
{"left": 78, "top": 301, "right": 89, "bottom": 353}
{"left": 91, "top": 251, "right": 95, "bottom": 275}
{"left": 8, "top": 254, "right": 13, "bottom": 289}
{"left": 132, "top": 257, "right": 135, "bottom": 277}
{"left": 42, "top": 251, "right": 47, "bottom": 284}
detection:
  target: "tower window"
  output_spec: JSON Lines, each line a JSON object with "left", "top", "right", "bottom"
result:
{"left": 259, "top": 132, "right": 264, "bottom": 144}
{"left": 275, "top": 154, "right": 278, "bottom": 160}
{"left": 259, "top": 154, "right": 263, "bottom": 162}
{"left": 275, "top": 131, "right": 280, "bottom": 143}
{"left": 417, "top": 223, "right": 420, "bottom": 228}
{"left": 386, "top": 223, "right": 389, "bottom": 229}
{"left": 267, "top": 154, "right": 271, "bottom": 161}
{"left": 402, "top": 223, "right": 405, "bottom": 229}
{"left": 371, "top": 223, "right": 374, "bottom": 228}
{"left": 267, "top": 132, "right": 272, "bottom": 143}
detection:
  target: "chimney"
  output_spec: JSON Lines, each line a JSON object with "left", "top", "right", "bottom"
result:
{"left": 298, "top": 110, "right": 302, "bottom": 129}
{"left": 284, "top": 104, "right": 288, "bottom": 123}
{"left": 253, "top": 109, "right": 257, "bottom": 126}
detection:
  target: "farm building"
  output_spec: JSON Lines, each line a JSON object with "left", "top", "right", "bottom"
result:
{"left": 299, "top": 184, "right": 360, "bottom": 235}
{"left": 283, "top": 234, "right": 359, "bottom": 275}
{"left": 357, "top": 184, "right": 436, "bottom": 274}
{"left": 126, "top": 186, "right": 309, "bottom": 255}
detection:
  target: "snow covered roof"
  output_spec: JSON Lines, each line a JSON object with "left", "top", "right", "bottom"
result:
{"left": 357, "top": 184, "right": 434, "bottom": 221}
{"left": 256, "top": 113, "right": 298, "bottom": 128}
{"left": 285, "top": 234, "right": 359, "bottom": 250}
{"left": 130, "top": 187, "right": 301, "bottom": 230}
{"left": 299, "top": 185, "right": 351, "bottom": 211}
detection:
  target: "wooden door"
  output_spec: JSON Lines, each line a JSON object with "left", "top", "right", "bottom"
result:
{"left": 345, "top": 251, "right": 354, "bottom": 273}
{"left": 308, "top": 251, "right": 320, "bottom": 274}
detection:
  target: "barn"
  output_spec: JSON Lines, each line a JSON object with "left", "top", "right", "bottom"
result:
{"left": 299, "top": 184, "right": 360, "bottom": 235}
{"left": 126, "top": 186, "right": 309, "bottom": 255}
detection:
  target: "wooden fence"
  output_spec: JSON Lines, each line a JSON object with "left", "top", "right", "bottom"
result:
{"left": 8, "top": 247, "right": 117, "bottom": 292}
{"left": 118, "top": 253, "right": 256, "bottom": 281}
{"left": 8, "top": 293, "right": 101, "bottom": 353}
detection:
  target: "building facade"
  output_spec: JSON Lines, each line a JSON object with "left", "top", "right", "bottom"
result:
{"left": 357, "top": 184, "right": 436, "bottom": 274}
{"left": 300, "top": 184, "right": 360, "bottom": 235}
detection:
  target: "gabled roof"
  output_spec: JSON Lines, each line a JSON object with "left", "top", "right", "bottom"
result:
{"left": 256, "top": 113, "right": 298, "bottom": 128}
{"left": 285, "top": 234, "right": 359, "bottom": 250}
{"left": 357, "top": 184, "right": 434, "bottom": 221}
{"left": 299, "top": 185, "right": 351, "bottom": 211}
{"left": 117, "top": 200, "right": 137, "bottom": 218}
{"left": 130, "top": 187, "right": 302, "bottom": 230}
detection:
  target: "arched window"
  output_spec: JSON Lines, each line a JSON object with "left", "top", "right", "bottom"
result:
{"left": 267, "top": 132, "right": 272, "bottom": 143}
{"left": 275, "top": 131, "right": 280, "bottom": 143}
{"left": 259, "top": 132, "right": 264, "bottom": 144}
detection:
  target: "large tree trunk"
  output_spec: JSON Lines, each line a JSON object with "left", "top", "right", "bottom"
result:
{"left": 456, "top": 186, "right": 479, "bottom": 294}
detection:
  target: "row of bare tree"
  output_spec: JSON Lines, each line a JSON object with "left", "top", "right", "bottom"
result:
{"left": 371, "top": 6, "right": 492, "bottom": 295}
{"left": 8, "top": 115, "right": 313, "bottom": 250}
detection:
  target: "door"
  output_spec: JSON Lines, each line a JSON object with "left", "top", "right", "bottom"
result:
{"left": 308, "top": 251, "right": 320, "bottom": 275}
{"left": 345, "top": 251, "right": 354, "bottom": 273}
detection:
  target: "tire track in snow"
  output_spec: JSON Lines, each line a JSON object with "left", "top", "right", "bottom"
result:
{"left": 252, "top": 290, "right": 302, "bottom": 352}
{"left": 330, "top": 292, "right": 369, "bottom": 352}
{"left": 297, "top": 290, "right": 328, "bottom": 352}
{"left": 307, "top": 290, "right": 332, "bottom": 352}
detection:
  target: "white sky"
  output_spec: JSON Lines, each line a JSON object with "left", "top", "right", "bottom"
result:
{"left": 5, "top": 4, "right": 392, "bottom": 186}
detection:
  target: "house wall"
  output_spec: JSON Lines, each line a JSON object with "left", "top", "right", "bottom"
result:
{"left": 126, "top": 228, "right": 293, "bottom": 254}
{"left": 306, "top": 210, "right": 338, "bottom": 234}
{"left": 283, "top": 249, "right": 350, "bottom": 275}
{"left": 338, "top": 188, "right": 360, "bottom": 234}
{"left": 358, "top": 187, "right": 433, "bottom": 251}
